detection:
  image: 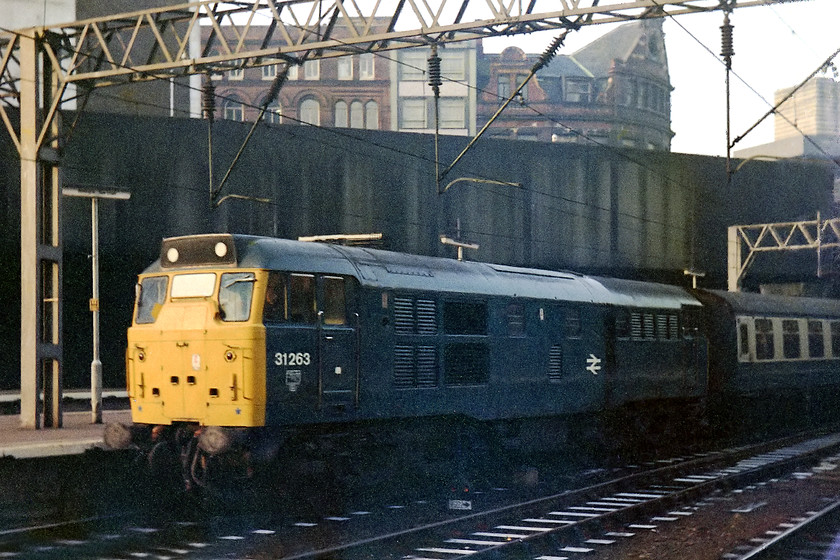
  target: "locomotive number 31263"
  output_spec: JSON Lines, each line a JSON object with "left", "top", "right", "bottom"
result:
{"left": 274, "top": 352, "right": 311, "bottom": 366}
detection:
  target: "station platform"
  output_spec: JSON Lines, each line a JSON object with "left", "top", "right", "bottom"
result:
{"left": 0, "top": 409, "right": 132, "bottom": 459}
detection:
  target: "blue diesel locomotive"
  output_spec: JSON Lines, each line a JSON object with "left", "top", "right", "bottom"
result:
{"left": 105, "top": 234, "right": 840, "bottom": 487}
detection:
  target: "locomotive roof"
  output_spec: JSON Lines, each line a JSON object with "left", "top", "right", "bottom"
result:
{"left": 704, "top": 289, "right": 840, "bottom": 318}
{"left": 147, "top": 234, "right": 701, "bottom": 310}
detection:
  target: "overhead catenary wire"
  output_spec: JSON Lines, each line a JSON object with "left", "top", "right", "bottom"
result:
{"left": 436, "top": 27, "right": 577, "bottom": 189}
{"left": 648, "top": 0, "right": 840, "bottom": 171}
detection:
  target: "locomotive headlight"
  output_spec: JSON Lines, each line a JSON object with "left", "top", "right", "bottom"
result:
{"left": 225, "top": 350, "right": 236, "bottom": 362}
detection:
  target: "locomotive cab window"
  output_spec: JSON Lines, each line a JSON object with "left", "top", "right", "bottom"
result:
{"left": 219, "top": 272, "right": 255, "bottom": 322}
{"left": 264, "top": 272, "right": 287, "bottom": 322}
{"left": 171, "top": 273, "right": 216, "bottom": 298}
{"left": 289, "top": 274, "right": 316, "bottom": 323}
{"left": 135, "top": 276, "right": 168, "bottom": 324}
{"left": 322, "top": 276, "right": 347, "bottom": 325}
{"left": 263, "top": 272, "right": 350, "bottom": 325}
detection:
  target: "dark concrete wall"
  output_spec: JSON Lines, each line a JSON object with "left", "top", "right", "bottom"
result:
{"left": 1, "top": 111, "right": 835, "bottom": 389}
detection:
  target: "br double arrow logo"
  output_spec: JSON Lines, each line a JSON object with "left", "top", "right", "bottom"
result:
{"left": 586, "top": 354, "right": 602, "bottom": 375}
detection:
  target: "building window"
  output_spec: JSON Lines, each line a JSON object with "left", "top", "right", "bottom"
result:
{"left": 262, "top": 64, "right": 277, "bottom": 80}
{"left": 400, "top": 98, "right": 426, "bottom": 129}
{"left": 299, "top": 98, "right": 320, "bottom": 126}
{"left": 360, "top": 53, "right": 375, "bottom": 79}
{"left": 334, "top": 101, "right": 348, "bottom": 127}
{"left": 497, "top": 76, "right": 511, "bottom": 100}
{"left": 223, "top": 96, "right": 244, "bottom": 121}
{"left": 262, "top": 101, "right": 282, "bottom": 124}
{"left": 515, "top": 74, "right": 529, "bottom": 102}
{"left": 441, "top": 51, "right": 465, "bottom": 81}
{"left": 365, "top": 101, "right": 379, "bottom": 130}
{"left": 439, "top": 98, "right": 465, "bottom": 129}
{"left": 303, "top": 60, "right": 320, "bottom": 80}
{"left": 337, "top": 57, "right": 353, "bottom": 80}
{"left": 287, "top": 65, "right": 299, "bottom": 80}
{"left": 400, "top": 51, "right": 426, "bottom": 80}
{"left": 565, "top": 79, "right": 591, "bottom": 103}
{"left": 350, "top": 100, "right": 364, "bottom": 128}
{"left": 228, "top": 68, "right": 244, "bottom": 81}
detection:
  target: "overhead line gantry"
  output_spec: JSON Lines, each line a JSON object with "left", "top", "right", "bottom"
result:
{"left": 0, "top": 0, "right": 811, "bottom": 429}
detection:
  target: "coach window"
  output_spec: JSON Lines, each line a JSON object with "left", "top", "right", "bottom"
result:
{"left": 219, "top": 272, "right": 256, "bottom": 322}
{"left": 755, "top": 318, "right": 775, "bottom": 360}
{"left": 808, "top": 321, "right": 825, "bottom": 359}
{"left": 782, "top": 319, "right": 801, "bottom": 359}
{"left": 737, "top": 320, "right": 750, "bottom": 360}
{"left": 135, "top": 276, "right": 168, "bottom": 324}
{"left": 322, "top": 276, "right": 347, "bottom": 325}
{"left": 831, "top": 322, "right": 840, "bottom": 358}
{"left": 289, "top": 274, "right": 316, "bottom": 323}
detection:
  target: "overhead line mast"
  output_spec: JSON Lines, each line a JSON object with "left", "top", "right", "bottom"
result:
{"left": 0, "top": 0, "right": 812, "bottom": 429}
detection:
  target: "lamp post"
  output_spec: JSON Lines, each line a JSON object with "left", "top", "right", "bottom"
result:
{"left": 62, "top": 186, "right": 130, "bottom": 423}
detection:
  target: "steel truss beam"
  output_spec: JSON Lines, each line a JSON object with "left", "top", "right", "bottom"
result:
{"left": 0, "top": 0, "right": 811, "bottom": 429}
{"left": 728, "top": 216, "right": 840, "bottom": 292}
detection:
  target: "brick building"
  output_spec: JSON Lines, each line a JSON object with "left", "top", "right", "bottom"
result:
{"left": 477, "top": 19, "right": 673, "bottom": 149}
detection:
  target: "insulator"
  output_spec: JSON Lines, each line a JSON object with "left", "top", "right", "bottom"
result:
{"left": 428, "top": 51, "right": 442, "bottom": 92}
{"left": 540, "top": 33, "right": 565, "bottom": 67}
{"left": 202, "top": 77, "right": 216, "bottom": 122}
{"left": 720, "top": 13, "right": 734, "bottom": 63}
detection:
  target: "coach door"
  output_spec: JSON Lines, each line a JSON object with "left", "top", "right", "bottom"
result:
{"left": 317, "top": 276, "right": 359, "bottom": 413}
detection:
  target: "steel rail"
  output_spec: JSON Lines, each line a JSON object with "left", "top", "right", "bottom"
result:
{"left": 733, "top": 498, "right": 840, "bottom": 559}
{"left": 275, "top": 429, "right": 840, "bottom": 560}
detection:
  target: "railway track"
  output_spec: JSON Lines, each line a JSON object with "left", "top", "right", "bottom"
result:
{"left": 1, "top": 430, "right": 839, "bottom": 559}
{"left": 721, "top": 478, "right": 840, "bottom": 560}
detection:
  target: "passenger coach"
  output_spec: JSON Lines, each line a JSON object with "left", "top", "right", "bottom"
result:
{"left": 696, "top": 289, "right": 840, "bottom": 428}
